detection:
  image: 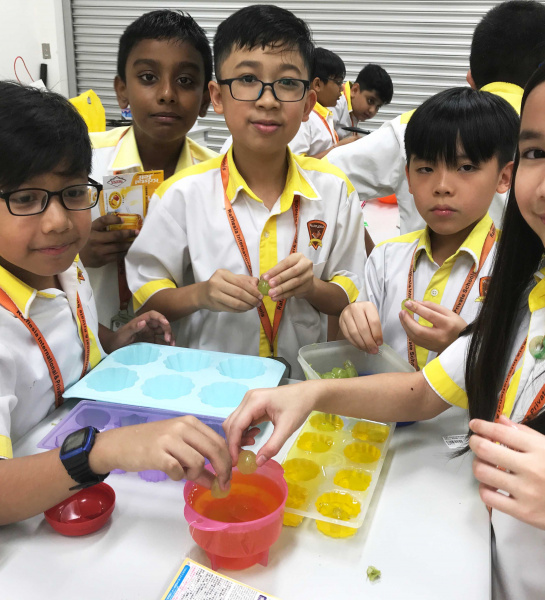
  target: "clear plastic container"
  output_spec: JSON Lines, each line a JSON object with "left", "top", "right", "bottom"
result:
{"left": 298, "top": 340, "right": 414, "bottom": 380}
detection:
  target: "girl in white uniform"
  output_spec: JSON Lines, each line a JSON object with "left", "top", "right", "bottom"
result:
{"left": 224, "top": 64, "right": 545, "bottom": 600}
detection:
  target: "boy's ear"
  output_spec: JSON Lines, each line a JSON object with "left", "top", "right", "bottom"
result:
{"left": 208, "top": 80, "right": 224, "bottom": 115}
{"left": 114, "top": 75, "right": 129, "bottom": 109}
{"left": 350, "top": 82, "right": 360, "bottom": 97}
{"left": 198, "top": 88, "right": 211, "bottom": 118}
{"left": 405, "top": 164, "right": 413, "bottom": 194}
{"left": 311, "top": 76, "right": 323, "bottom": 93}
{"left": 302, "top": 88, "right": 317, "bottom": 123}
{"left": 466, "top": 70, "right": 477, "bottom": 90}
{"left": 496, "top": 160, "right": 514, "bottom": 194}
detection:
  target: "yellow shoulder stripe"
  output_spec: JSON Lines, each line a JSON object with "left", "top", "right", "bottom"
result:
{"left": 376, "top": 229, "right": 424, "bottom": 248}
{"left": 295, "top": 155, "right": 355, "bottom": 196}
{"left": 155, "top": 155, "right": 223, "bottom": 199}
{"left": 399, "top": 109, "right": 416, "bottom": 125}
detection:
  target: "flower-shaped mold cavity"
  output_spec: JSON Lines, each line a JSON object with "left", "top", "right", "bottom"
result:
{"left": 283, "top": 458, "right": 320, "bottom": 482}
{"left": 113, "top": 344, "right": 161, "bottom": 366}
{"left": 344, "top": 441, "right": 381, "bottom": 464}
{"left": 117, "top": 414, "right": 148, "bottom": 427}
{"left": 164, "top": 351, "right": 212, "bottom": 373}
{"left": 316, "top": 520, "right": 358, "bottom": 538}
{"left": 141, "top": 375, "right": 194, "bottom": 400}
{"left": 199, "top": 382, "right": 249, "bottom": 408}
{"left": 334, "top": 468, "right": 372, "bottom": 492}
{"left": 138, "top": 469, "right": 168, "bottom": 483}
{"left": 283, "top": 482, "right": 309, "bottom": 527}
{"left": 352, "top": 421, "right": 390, "bottom": 443}
{"left": 86, "top": 367, "right": 138, "bottom": 392}
{"left": 75, "top": 408, "right": 111, "bottom": 429}
{"left": 309, "top": 413, "right": 344, "bottom": 432}
{"left": 216, "top": 357, "right": 266, "bottom": 380}
{"left": 296, "top": 432, "right": 334, "bottom": 453}
{"left": 315, "top": 490, "right": 361, "bottom": 521}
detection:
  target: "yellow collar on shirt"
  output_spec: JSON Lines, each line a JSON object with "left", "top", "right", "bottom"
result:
{"left": 415, "top": 213, "right": 495, "bottom": 266}
{"left": 480, "top": 82, "right": 523, "bottom": 114}
{"left": 224, "top": 146, "right": 319, "bottom": 212}
{"left": 110, "top": 126, "right": 198, "bottom": 174}
{"left": 343, "top": 82, "right": 352, "bottom": 112}
{"left": 313, "top": 101, "right": 333, "bottom": 119}
{"left": 529, "top": 268, "right": 545, "bottom": 313}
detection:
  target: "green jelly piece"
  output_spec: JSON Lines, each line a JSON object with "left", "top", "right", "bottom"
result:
{"left": 321, "top": 372, "right": 335, "bottom": 379}
{"left": 331, "top": 367, "right": 349, "bottom": 378}
{"left": 258, "top": 278, "right": 270, "bottom": 296}
{"left": 529, "top": 335, "right": 545, "bottom": 359}
{"left": 344, "top": 360, "right": 358, "bottom": 378}
{"left": 367, "top": 566, "right": 381, "bottom": 582}
{"left": 401, "top": 298, "right": 414, "bottom": 317}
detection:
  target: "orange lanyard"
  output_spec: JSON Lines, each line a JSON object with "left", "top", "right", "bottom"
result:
{"left": 406, "top": 224, "right": 496, "bottom": 370}
{"left": 0, "top": 288, "right": 90, "bottom": 407}
{"left": 220, "top": 155, "right": 300, "bottom": 355}
{"left": 313, "top": 109, "right": 339, "bottom": 145}
{"left": 493, "top": 337, "right": 545, "bottom": 423}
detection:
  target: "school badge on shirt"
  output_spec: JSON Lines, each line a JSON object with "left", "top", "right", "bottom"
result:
{"left": 77, "top": 267, "right": 85, "bottom": 283}
{"left": 307, "top": 220, "right": 327, "bottom": 250}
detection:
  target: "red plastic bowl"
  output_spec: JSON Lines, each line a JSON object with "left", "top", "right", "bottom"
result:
{"left": 44, "top": 482, "right": 115, "bottom": 536}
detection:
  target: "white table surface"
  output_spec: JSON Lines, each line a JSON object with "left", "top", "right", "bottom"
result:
{"left": 1, "top": 397, "right": 490, "bottom": 600}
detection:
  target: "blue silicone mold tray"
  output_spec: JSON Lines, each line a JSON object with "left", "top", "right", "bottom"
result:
{"left": 62, "top": 344, "right": 286, "bottom": 418}
{"left": 37, "top": 400, "right": 225, "bottom": 483}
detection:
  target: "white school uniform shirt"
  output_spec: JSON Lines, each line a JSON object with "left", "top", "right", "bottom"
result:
{"left": 87, "top": 126, "right": 217, "bottom": 327}
{"left": 423, "top": 269, "right": 545, "bottom": 600}
{"left": 333, "top": 82, "right": 361, "bottom": 140}
{"left": 326, "top": 82, "right": 524, "bottom": 234}
{"left": 289, "top": 102, "right": 338, "bottom": 156}
{"left": 125, "top": 148, "right": 366, "bottom": 380}
{"left": 0, "top": 259, "right": 104, "bottom": 459}
{"left": 366, "top": 213, "right": 497, "bottom": 370}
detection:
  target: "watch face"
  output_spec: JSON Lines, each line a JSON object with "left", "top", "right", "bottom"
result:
{"left": 63, "top": 429, "right": 88, "bottom": 452}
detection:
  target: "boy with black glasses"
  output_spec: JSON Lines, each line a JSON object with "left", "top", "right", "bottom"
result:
{"left": 126, "top": 4, "right": 367, "bottom": 380}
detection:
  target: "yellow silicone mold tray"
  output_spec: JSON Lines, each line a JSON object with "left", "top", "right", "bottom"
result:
{"left": 281, "top": 411, "right": 395, "bottom": 535}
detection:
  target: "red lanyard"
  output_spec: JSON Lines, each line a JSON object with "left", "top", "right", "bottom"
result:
{"left": 493, "top": 337, "right": 545, "bottom": 423}
{"left": 313, "top": 109, "right": 339, "bottom": 145}
{"left": 406, "top": 224, "right": 496, "bottom": 370}
{"left": 0, "top": 288, "right": 90, "bottom": 407}
{"left": 220, "top": 154, "right": 300, "bottom": 355}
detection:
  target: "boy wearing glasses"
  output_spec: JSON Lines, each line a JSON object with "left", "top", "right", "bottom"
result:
{"left": 126, "top": 4, "right": 367, "bottom": 380}
{"left": 0, "top": 82, "right": 233, "bottom": 525}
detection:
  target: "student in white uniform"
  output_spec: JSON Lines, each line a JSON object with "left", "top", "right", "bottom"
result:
{"left": 224, "top": 64, "right": 545, "bottom": 600}
{"left": 0, "top": 83, "right": 232, "bottom": 525}
{"left": 80, "top": 10, "right": 217, "bottom": 328}
{"left": 333, "top": 64, "right": 393, "bottom": 140}
{"left": 340, "top": 88, "right": 518, "bottom": 370}
{"left": 126, "top": 5, "right": 367, "bottom": 381}
{"left": 327, "top": 0, "right": 545, "bottom": 234}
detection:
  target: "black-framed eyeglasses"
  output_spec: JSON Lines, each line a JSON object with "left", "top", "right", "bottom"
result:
{"left": 0, "top": 178, "right": 102, "bottom": 216}
{"left": 218, "top": 76, "right": 310, "bottom": 102}
{"left": 327, "top": 78, "right": 344, "bottom": 88}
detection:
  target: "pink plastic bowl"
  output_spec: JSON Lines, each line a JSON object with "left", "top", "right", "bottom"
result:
{"left": 184, "top": 460, "right": 288, "bottom": 570}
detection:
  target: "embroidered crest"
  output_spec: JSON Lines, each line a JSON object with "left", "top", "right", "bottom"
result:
{"left": 307, "top": 220, "right": 327, "bottom": 250}
{"left": 77, "top": 267, "right": 85, "bottom": 283}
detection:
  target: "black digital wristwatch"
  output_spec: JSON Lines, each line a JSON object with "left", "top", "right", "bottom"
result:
{"left": 59, "top": 426, "right": 109, "bottom": 491}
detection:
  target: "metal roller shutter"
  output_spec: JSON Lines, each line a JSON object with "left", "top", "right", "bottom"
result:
{"left": 67, "top": 0, "right": 507, "bottom": 152}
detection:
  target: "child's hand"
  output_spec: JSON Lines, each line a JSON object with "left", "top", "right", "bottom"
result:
{"left": 470, "top": 415, "right": 545, "bottom": 530}
{"left": 90, "top": 416, "right": 232, "bottom": 489}
{"left": 110, "top": 311, "right": 174, "bottom": 352}
{"left": 79, "top": 214, "right": 139, "bottom": 268}
{"left": 263, "top": 253, "right": 314, "bottom": 301}
{"left": 399, "top": 300, "right": 467, "bottom": 353}
{"left": 339, "top": 301, "right": 383, "bottom": 354}
{"left": 223, "top": 382, "right": 318, "bottom": 466}
{"left": 201, "top": 270, "right": 262, "bottom": 312}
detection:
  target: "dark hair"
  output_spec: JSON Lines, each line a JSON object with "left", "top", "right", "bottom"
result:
{"left": 405, "top": 87, "right": 519, "bottom": 169}
{"left": 313, "top": 47, "right": 345, "bottom": 82}
{"left": 464, "top": 64, "right": 545, "bottom": 439}
{"left": 117, "top": 10, "right": 212, "bottom": 87}
{"left": 355, "top": 64, "right": 393, "bottom": 104}
{"left": 0, "top": 82, "right": 91, "bottom": 191}
{"left": 213, "top": 4, "right": 314, "bottom": 79}
{"left": 470, "top": 0, "right": 545, "bottom": 89}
